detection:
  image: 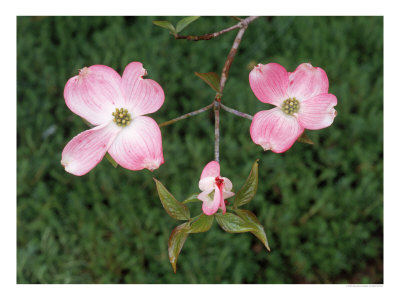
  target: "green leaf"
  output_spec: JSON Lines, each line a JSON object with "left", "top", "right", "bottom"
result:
{"left": 176, "top": 16, "right": 200, "bottom": 33}
{"left": 105, "top": 153, "right": 118, "bottom": 168}
{"left": 153, "top": 178, "right": 190, "bottom": 220}
{"left": 152, "top": 20, "right": 177, "bottom": 35}
{"left": 168, "top": 222, "right": 190, "bottom": 273}
{"left": 215, "top": 212, "right": 256, "bottom": 233}
{"left": 182, "top": 193, "right": 200, "bottom": 204}
{"left": 235, "top": 209, "right": 270, "bottom": 251}
{"left": 297, "top": 131, "right": 314, "bottom": 144}
{"left": 194, "top": 72, "right": 221, "bottom": 93}
{"left": 188, "top": 214, "right": 214, "bottom": 233}
{"left": 234, "top": 159, "right": 259, "bottom": 208}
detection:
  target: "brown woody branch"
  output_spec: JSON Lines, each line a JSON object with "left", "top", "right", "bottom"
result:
{"left": 175, "top": 16, "right": 259, "bottom": 42}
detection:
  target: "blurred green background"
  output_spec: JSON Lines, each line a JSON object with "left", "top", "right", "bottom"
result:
{"left": 17, "top": 16, "right": 383, "bottom": 284}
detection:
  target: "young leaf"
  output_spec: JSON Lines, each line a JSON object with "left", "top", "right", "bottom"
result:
{"left": 235, "top": 209, "right": 270, "bottom": 251}
{"left": 188, "top": 214, "right": 214, "bottom": 233}
{"left": 215, "top": 212, "right": 256, "bottom": 233}
{"left": 233, "top": 159, "right": 259, "bottom": 208}
{"left": 154, "top": 178, "right": 190, "bottom": 220}
{"left": 182, "top": 193, "right": 200, "bottom": 204}
{"left": 105, "top": 152, "right": 118, "bottom": 168}
{"left": 194, "top": 72, "right": 221, "bottom": 93}
{"left": 176, "top": 16, "right": 200, "bottom": 33}
{"left": 168, "top": 222, "right": 190, "bottom": 273}
{"left": 297, "top": 131, "right": 314, "bottom": 144}
{"left": 152, "top": 20, "right": 177, "bottom": 35}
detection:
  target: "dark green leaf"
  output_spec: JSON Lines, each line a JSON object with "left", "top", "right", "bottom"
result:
{"left": 152, "top": 20, "right": 177, "bottom": 35}
{"left": 176, "top": 16, "right": 200, "bottom": 33}
{"left": 168, "top": 222, "right": 190, "bottom": 273}
{"left": 154, "top": 178, "right": 190, "bottom": 220}
{"left": 215, "top": 212, "right": 256, "bottom": 233}
{"left": 105, "top": 153, "right": 118, "bottom": 168}
{"left": 297, "top": 131, "right": 314, "bottom": 144}
{"left": 194, "top": 72, "right": 221, "bottom": 92}
{"left": 235, "top": 209, "right": 270, "bottom": 251}
{"left": 188, "top": 214, "right": 214, "bottom": 233}
{"left": 234, "top": 159, "right": 259, "bottom": 208}
{"left": 182, "top": 193, "right": 200, "bottom": 204}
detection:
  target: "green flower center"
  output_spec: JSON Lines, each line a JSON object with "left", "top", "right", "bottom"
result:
{"left": 282, "top": 98, "right": 300, "bottom": 115}
{"left": 112, "top": 108, "right": 131, "bottom": 127}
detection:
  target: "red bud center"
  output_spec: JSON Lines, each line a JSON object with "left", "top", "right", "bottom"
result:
{"left": 215, "top": 176, "right": 224, "bottom": 189}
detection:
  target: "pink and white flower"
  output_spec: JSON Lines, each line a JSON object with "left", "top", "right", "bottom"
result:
{"left": 61, "top": 62, "right": 165, "bottom": 176}
{"left": 249, "top": 62, "right": 337, "bottom": 153}
{"left": 197, "top": 161, "right": 235, "bottom": 215}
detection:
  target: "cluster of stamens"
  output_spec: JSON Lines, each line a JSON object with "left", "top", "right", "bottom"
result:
{"left": 112, "top": 108, "right": 131, "bottom": 127}
{"left": 282, "top": 97, "right": 300, "bottom": 115}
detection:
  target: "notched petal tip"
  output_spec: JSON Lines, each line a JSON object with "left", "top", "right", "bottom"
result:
{"left": 78, "top": 67, "right": 89, "bottom": 77}
{"left": 143, "top": 158, "right": 164, "bottom": 172}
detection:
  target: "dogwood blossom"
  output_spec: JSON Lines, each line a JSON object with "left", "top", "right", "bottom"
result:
{"left": 197, "top": 161, "right": 235, "bottom": 215}
{"left": 61, "top": 62, "right": 164, "bottom": 175}
{"left": 249, "top": 62, "right": 337, "bottom": 153}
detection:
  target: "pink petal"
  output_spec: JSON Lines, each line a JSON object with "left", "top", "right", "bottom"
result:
{"left": 287, "top": 63, "right": 329, "bottom": 101}
{"left": 200, "top": 161, "right": 220, "bottom": 180}
{"left": 223, "top": 191, "right": 235, "bottom": 199}
{"left": 61, "top": 122, "right": 120, "bottom": 176}
{"left": 297, "top": 93, "right": 338, "bottom": 130}
{"left": 197, "top": 189, "right": 213, "bottom": 202}
{"left": 250, "top": 107, "right": 304, "bottom": 153}
{"left": 64, "top": 65, "right": 124, "bottom": 125}
{"left": 107, "top": 116, "right": 164, "bottom": 171}
{"left": 249, "top": 63, "right": 289, "bottom": 106}
{"left": 121, "top": 62, "right": 165, "bottom": 116}
{"left": 202, "top": 187, "right": 222, "bottom": 216}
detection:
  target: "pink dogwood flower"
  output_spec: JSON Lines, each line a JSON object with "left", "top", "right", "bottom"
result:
{"left": 197, "top": 161, "right": 235, "bottom": 215}
{"left": 249, "top": 62, "right": 337, "bottom": 153}
{"left": 61, "top": 62, "right": 165, "bottom": 176}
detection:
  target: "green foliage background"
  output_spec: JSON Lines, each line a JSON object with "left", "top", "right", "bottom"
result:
{"left": 17, "top": 16, "right": 383, "bottom": 283}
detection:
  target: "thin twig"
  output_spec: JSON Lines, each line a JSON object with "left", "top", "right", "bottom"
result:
{"left": 220, "top": 103, "right": 253, "bottom": 120}
{"left": 175, "top": 16, "right": 259, "bottom": 42}
{"left": 214, "top": 100, "right": 220, "bottom": 162}
{"left": 213, "top": 16, "right": 258, "bottom": 162}
{"left": 219, "top": 16, "right": 259, "bottom": 94}
{"left": 159, "top": 103, "right": 214, "bottom": 128}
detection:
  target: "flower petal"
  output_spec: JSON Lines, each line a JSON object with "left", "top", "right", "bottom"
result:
{"left": 249, "top": 63, "right": 289, "bottom": 106}
{"left": 222, "top": 177, "right": 233, "bottom": 191}
{"left": 297, "top": 93, "right": 338, "bottom": 130}
{"left": 197, "top": 189, "right": 213, "bottom": 202}
{"left": 200, "top": 161, "right": 220, "bottom": 180}
{"left": 61, "top": 122, "right": 120, "bottom": 176}
{"left": 250, "top": 108, "right": 304, "bottom": 153}
{"left": 218, "top": 186, "right": 226, "bottom": 214}
{"left": 223, "top": 191, "right": 235, "bottom": 199}
{"left": 202, "top": 187, "right": 221, "bottom": 216}
{"left": 107, "top": 116, "right": 164, "bottom": 171}
{"left": 121, "top": 62, "right": 165, "bottom": 116}
{"left": 64, "top": 65, "right": 124, "bottom": 125}
{"left": 199, "top": 177, "right": 215, "bottom": 192}
{"left": 287, "top": 63, "right": 329, "bottom": 101}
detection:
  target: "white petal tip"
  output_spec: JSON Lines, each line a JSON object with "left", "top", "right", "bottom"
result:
{"left": 143, "top": 159, "right": 163, "bottom": 172}
{"left": 260, "top": 143, "right": 272, "bottom": 151}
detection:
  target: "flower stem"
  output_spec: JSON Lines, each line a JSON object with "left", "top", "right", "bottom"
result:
{"left": 214, "top": 100, "right": 220, "bottom": 162}
{"left": 220, "top": 103, "right": 253, "bottom": 120}
{"left": 159, "top": 103, "right": 214, "bottom": 128}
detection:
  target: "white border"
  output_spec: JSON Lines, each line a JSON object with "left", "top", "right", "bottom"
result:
{"left": 4, "top": 0, "right": 398, "bottom": 299}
